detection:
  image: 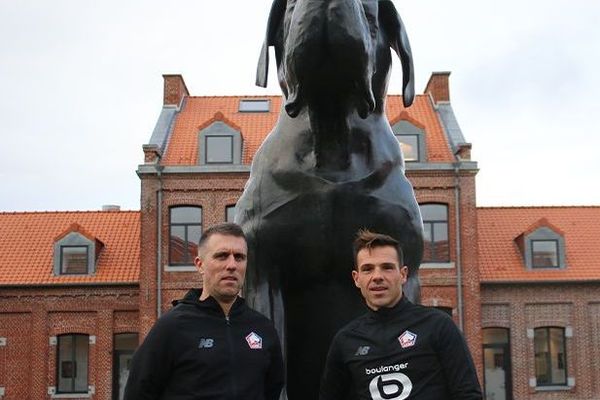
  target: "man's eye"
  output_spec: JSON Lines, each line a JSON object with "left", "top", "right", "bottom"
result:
{"left": 234, "top": 254, "right": 247, "bottom": 261}
{"left": 215, "top": 253, "right": 228, "bottom": 260}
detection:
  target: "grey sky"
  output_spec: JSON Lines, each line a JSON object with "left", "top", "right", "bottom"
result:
{"left": 1, "top": 0, "right": 599, "bottom": 211}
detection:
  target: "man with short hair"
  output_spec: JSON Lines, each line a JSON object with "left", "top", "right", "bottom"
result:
{"left": 320, "top": 229, "right": 482, "bottom": 400}
{"left": 124, "top": 223, "right": 284, "bottom": 400}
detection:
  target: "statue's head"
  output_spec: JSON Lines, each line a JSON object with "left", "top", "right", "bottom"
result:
{"left": 256, "top": 0, "right": 415, "bottom": 117}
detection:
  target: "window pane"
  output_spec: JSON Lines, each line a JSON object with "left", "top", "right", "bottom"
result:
{"left": 58, "top": 336, "right": 74, "bottom": 392}
{"left": 226, "top": 205, "right": 236, "bottom": 223}
{"left": 239, "top": 99, "right": 270, "bottom": 112}
{"left": 532, "top": 240, "right": 558, "bottom": 267}
{"left": 483, "top": 328, "right": 509, "bottom": 345}
{"left": 114, "top": 333, "right": 138, "bottom": 351}
{"left": 58, "top": 335, "right": 88, "bottom": 393}
{"left": 187, "top": 225, "right": 202, "bottom": 258}
{"left": 170, "top": 226, "right": 186, "bottom": 264}
{"left": 433, "top": 222, "right": 449, "bottom": 261}
{"left": 549, "top": 328, "right": 567, "bottom": 384}
{"left": 170, "top": 207, "right": 202, "bottom": 224}
{"left": 74, "top": 335, "right": 89, "bottom": 392}
{"left": 206, "top": 136, "right": 233, "bottom": 163}
{"left": 421, "top": 204, "right": 448, "bottom": 221}
{"left": 535, "top": 327, "right": 566, "bottom": 386}
{"left": 396, "top": 134, "right": 419, "bottom": 161}
{"left": 61, "top": 246, "right": 88, "bottom": 274}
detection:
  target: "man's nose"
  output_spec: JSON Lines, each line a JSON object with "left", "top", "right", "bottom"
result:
{"left": 372, "top": 267, "right": 384, "bottom": 281}
{"left": 225, "top": 255, "right": 238, "bottom": 269}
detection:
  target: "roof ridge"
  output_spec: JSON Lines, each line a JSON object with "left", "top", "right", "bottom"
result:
{"left": 0, "top": 210, "right": 141, "bottom": 215}
{"left": 477, "top": 205, "right": 600, "bottom": 210}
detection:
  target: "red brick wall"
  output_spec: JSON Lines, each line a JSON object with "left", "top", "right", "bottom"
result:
{"left": 0, "top": 286, "right": 138, "bottom": 400}
{"left": 482, "top": 283, "right": 600, "bottom": 399}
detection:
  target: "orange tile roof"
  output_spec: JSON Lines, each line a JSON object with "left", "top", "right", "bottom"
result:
{"left": 162, "top": 94, "right": 454, "bottom": 165}
{"left": 477, "top": 206, "right": 600, "bottom": 283}
{"left": 0, "top": 211, "right": 140, "bottom": 286}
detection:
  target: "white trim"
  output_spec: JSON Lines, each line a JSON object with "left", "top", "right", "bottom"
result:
{"left": 89, "top": 335, "right": 96, "bottom": 345}
{"left": 0, "top": 387, "right": 5, "bottom": 396}
{"left": 0, "top": 337, "right": 6, "bottom": 346}
{"left": 526, "top": 329, "right": 534, "bottom": 339}
{"left": 420, "top": 262, "right": 455, "bottom": 269}
{"left": 164, "top": 265, "right": 197, "bottom": 272}
{"left": 49, "top": 336, "right": 57, "bottom": 346}
{"left": 565, "top": 326, "right": 573, "bottom": 337}
{"left": 51, "top": 393, "right": 92, "bottom": 399}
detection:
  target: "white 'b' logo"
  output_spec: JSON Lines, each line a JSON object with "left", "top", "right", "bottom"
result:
{"left": 369, "top": 373, "right": 412, "bottom": 400}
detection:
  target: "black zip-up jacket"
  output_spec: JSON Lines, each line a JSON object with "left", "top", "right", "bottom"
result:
{"left": 320, "top": 296, "right": 482, "bottom": 400}
{"left": 124, "top": 289, "right": 284, "bottom": 400}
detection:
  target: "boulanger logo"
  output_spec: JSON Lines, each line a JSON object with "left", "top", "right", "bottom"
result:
{"left": 369, "top": 372, "right": 413, "bottom": 400}
{"left": 365, "top": 363, "right": 408, "bottom": 375}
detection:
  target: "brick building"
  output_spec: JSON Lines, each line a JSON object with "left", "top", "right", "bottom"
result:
{"left": 0, "top": 72, "right": 598, "bottom": 400}
{"left": 0, "top": 211, "right": 139, "bottom": 400}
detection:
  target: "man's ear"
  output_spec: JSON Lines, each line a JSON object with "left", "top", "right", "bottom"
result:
{"left": 352, "top": 269, "right": 360, "bottom": 288}
{"left": 400, "top": 265, "right": 409, "bottom": 284}
{"left": 378, "top": 0, "right": 415, "bottom": 107}
{"left": 195, "top": 256, "right": 203, "bottom": 272}
{"left": 256, "top": 0, "right": 287, "bottom": 87}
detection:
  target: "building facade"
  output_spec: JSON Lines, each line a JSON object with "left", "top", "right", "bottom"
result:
{"left": 0, "top": 73, "right": 598, "bottom": 400}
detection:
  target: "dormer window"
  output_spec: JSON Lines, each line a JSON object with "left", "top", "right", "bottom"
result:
{"left": 239, "top": 99, "right": 270, "bottom": 113}
{"left": 531, "top": 240, "right": 559, "bottom": 268}
{"left": 392, "top": 119, "right": 426, "bottom": 162}
{"left": 53, "top": 224, "right": 102, "bottom": 276}
{"left": 515, "top": 221, "right": 566, "bottom": 270}
{"left": 60, "top": 246, "right": 89, "bottom": 274}
{"left": 198, "top": 121, "right": 242, "bottom": 165}
{"left": 397, "top": 134, "right": 419, "bottom": 161}
{"left": 206, "top": 135, "right": 234, "bottom": 163}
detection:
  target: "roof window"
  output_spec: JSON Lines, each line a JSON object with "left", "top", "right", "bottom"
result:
{"left": 239, "top": 99, "right": 270, "bottom": 113}
{"left": 392, "top": 120, "right": 426, "bottom": 162}
{"left": 515, "top": 220, "right": 566, "bottom": 270}
{"left": 53, "top": 224, "right": 103, "bottom": 276}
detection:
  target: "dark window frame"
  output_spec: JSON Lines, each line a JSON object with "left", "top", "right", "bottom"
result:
{"left": 59, "top": 245, "right": 90, "bottom": 275}
{"left": 204, "top": 135, "right": 234, "bottom": 164}
{"left": 531, "top": 239, "right": 560, "bottom": 268}
{"left": 169, "top": 206, "right": 203, "bottom": 266}
{"left": 56, "top": 334, "right": 89, "bottom": 394}
{"left": 482, "top": 327, "right": 513, "bottom": 400}
{"left": 534, "top": 327, "right": 568, "bottom": 386}
{"left": 420, "top": 203, "right": 450, "bottom": 263}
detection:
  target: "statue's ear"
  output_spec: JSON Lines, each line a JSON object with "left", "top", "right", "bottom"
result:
{"left": 256, "top": 0, "right": 287, "bottom": 88}
{"left": 379, "top": 0, "right": 415, "bottom": 107}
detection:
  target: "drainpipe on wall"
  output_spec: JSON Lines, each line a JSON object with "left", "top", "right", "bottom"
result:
{"left": 454, "top": 163, "right": 464, "bottom": 331}
{"left": 156, "top": 163, "right": 164, "bottom": 318}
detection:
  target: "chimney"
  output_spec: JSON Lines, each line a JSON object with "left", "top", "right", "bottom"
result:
{"left": 425, "top": 71, "right": 451, "bottom": 104}
{"left": 102, "top": 205, "right": 121, "bottom": 211}
{"left": 163, "top": 74, "right": 189, "bottom": 106}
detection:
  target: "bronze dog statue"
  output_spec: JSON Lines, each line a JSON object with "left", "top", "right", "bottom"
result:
{"left": 236, "top": 1, "right": 423, "bottom": 398}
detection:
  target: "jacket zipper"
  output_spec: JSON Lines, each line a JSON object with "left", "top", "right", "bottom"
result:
{"left": 225, "top": 315, "right": 239, "bottom": 400}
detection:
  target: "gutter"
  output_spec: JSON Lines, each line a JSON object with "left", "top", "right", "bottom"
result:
{"left": 454, "top": 163, "right": 464, "bottom": 331}
{"left": 156, "top": 162, "right": 165, "bottom": 318}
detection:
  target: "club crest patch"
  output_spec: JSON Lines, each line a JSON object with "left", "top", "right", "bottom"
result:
{"left": 398, "top": 330, "right": 417, "bottom": 349}
{"left": 245, "top": 332, "right": 263, "bottom": 349}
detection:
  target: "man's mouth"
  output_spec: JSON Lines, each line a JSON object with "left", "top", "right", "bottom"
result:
{"left": 221, "top": 276, "right": 238, "bottom": 282}
{"left": 370, "top": 286, "right": 387, "bottom": 292}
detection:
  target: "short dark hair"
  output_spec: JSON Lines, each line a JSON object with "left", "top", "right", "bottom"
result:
{"left": 198, "top": 223, "right": 246, "bottom": 254}
{"left": 353, "top": 229, "right": 404, "bottom": 268}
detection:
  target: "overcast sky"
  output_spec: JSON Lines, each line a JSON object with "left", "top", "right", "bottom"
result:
{"left": 1, "top": 0, "right": 599, "bottom": 211}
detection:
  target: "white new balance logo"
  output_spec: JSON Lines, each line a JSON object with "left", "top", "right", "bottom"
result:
{"left": 355, "top": 346, "right": 370, "bottom": 356}
{"left": 198, "top": 338, "right": 214, "bottom": 348}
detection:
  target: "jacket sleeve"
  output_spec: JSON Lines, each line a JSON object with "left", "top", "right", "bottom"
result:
{"left": 319, "top": 334, "right": 351, "bottom": 400}
{"left": 265, "top": 328, "right": 285, "bottom": 400}
{"left": 435, "top": 316, "right": 483, "bottom": 400}
{"left": 123, "top": 313, "right": 176, "bottom": 400}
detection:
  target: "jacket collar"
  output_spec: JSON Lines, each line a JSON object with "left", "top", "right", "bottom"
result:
{"left": 173, "top": 288, "right": 246, "bottom": 317}
{"left": 367, "top": 295, "right": 411, "bottom": 320}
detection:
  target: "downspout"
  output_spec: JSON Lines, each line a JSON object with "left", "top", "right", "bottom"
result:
{"left": 454, "top": 163, "right": 464, "bottom": 331}
{"left": 156, "top": 162, "right": 164, "bottom": 318}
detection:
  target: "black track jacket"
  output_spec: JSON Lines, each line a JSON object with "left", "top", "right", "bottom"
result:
{"left": 124, "top": 289, "right": 284, "bottom": 400}
{"left": 320, "top": 296, "right": 482, "bottom": 400}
